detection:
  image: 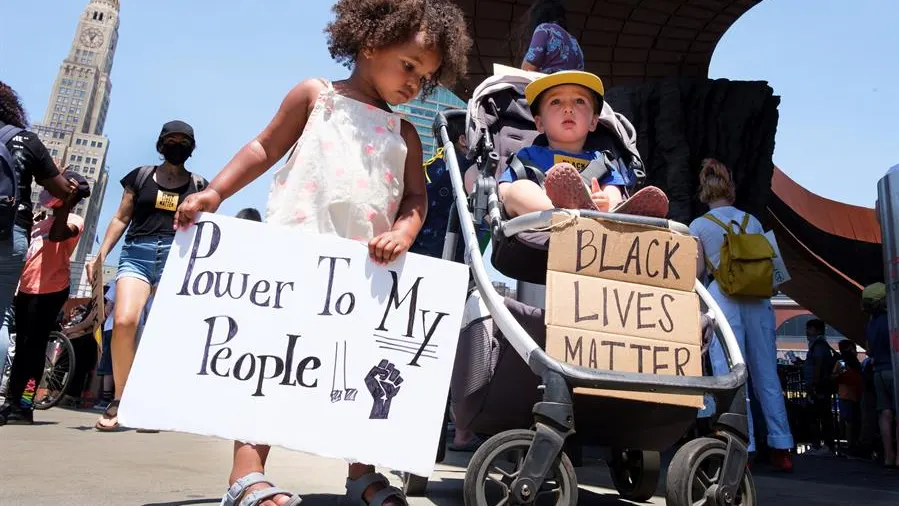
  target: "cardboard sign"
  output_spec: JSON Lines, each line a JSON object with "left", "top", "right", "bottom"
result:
{"left": 117, "top": 214, "right": 469, "bottom": 477}
{"left": 545, "top": 271, "right": 701, "bottom": 345}
{"left": 547, "top": 216, "right": 698, "bottom": 292}
{"left": 764, "top": 230, "right": 791, "bottom": 286}
{"left": 90, "top": 255, "right": 106, "bottom": 330}
{"left": 545, "top": 326, "right": 703, "bottom": 407}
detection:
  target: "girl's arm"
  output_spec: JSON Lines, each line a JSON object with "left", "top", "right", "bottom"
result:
{"left": 368, "top": 119, "right": 428, "bottom": 264}
{"left": 174, "top": 79, "right": 324, "bottom": 227}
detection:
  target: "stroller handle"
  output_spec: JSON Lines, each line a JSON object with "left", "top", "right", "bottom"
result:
{"left": 433, "top": 111, "right": 747, "bottom": 397}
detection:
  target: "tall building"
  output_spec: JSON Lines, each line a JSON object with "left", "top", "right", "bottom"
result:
{"left": 31, "top": 0, "right": 119, "bottom": 296}
{"left": 392, "top": 87, "right": 466, "bottom": 161}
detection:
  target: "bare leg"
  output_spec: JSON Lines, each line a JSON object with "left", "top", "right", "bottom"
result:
{"left": 498, "top": 180, "right": 553, "bottom": 218}
{"left": 110, "top": 277, "right": 152, "bottom": 399}
{"left": 96, "top": 276, "right": 151, "bottom": 429}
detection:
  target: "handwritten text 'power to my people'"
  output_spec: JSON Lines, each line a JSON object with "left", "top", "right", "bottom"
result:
{"left": 175, "top": 221, "right": 450, "bottom": 398}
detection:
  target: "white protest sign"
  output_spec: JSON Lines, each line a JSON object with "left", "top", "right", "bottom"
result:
{"left": 118, "top": 213, "right": 469, "bottom": 477}
{"left": 764, "top": 230, "right": 791, "bottom": 286}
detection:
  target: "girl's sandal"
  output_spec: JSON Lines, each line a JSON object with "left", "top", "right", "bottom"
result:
{"left": 345, "top": 472, "right": 408, "bottom": 506}
{"left": 222, "top": 472, "right": 303, "bottom": 506}
{"left": 94, "top": 400, "right": 123, "bottom": 432}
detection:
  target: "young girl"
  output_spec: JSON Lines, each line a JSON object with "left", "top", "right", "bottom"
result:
{"left": 174, "top": 1, "right": 471, "bottom": 505}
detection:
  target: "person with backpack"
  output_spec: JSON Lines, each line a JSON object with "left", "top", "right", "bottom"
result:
{"left": 689, "top": 158, "right": 794, "bottom": 471}
{"left": 803, "top": 318, "right": 838, "bottom": 455}
{"left": 0, "top": 81, "right": 79, "bottom": 401}
{"left": 85, "top": 120, "right": 207, "bottom": 431}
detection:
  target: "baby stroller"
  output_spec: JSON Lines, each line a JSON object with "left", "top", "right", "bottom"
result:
{"left": 406, "top": 70, "right": 755, "bottom": 506}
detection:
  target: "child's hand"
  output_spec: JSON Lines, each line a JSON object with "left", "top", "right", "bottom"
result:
{"left": 369, "top": 230, "right": 413, "bottom": 265}
{"left": 590, "top": 178, "right": 611, "bottom": 212}
{"left": 174, "top": 188, "right": 223, "bottom": 230}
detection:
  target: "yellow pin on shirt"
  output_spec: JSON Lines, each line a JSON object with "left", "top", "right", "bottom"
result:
{"left": 155, "top": 190, "right": 179, "bottom": 211}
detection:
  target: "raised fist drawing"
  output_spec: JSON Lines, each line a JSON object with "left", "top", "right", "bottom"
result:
{"left": 365, "top": 359, "right": 404, "bottom": 419}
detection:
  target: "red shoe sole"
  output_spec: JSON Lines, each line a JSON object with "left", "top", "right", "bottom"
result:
{"left": 613, "top": 186, "right": 669, "bottom": 218}
{"left": 544, "top": 165, "right": 598, "bottom": 211}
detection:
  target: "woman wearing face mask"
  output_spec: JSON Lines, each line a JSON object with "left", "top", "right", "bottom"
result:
{"left": 87, "top": 120, "right": 207, "bottom": 431}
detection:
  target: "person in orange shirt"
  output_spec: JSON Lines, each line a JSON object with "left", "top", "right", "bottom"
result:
{"left": 832, "top": 339, "right": 865, "bottom": 456}
{"left": 0, "top": 170, "right": 90, "bottom": 425}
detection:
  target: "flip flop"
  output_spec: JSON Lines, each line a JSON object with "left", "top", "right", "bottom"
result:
{"left": 612, "top": 186, "right": 669, "bottom": 218}
{"left": 95, "top": 400, "right": 123, "bottom": 432}
{"left": 544, "top": 164, "right": 598, "bottom": 211}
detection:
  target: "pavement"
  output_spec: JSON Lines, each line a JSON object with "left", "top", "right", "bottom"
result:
{"left": 1, "top": 408, "right": 897, "bottom": 505}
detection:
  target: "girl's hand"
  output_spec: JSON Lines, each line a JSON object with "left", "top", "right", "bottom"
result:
{"left": 174, "top": 188, "right": 223, "bottom": 230}
{"left": 369, "top": 230, "right": 413, "bottom": 265}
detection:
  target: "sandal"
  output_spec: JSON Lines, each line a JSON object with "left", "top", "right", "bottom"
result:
{"left": 345, "top": 472, "right": 407, "bottom": 506}
{"left": 543, "top": 164, "right": 598, "bottom": 211}
{"left": 222, "top": 472, "right": 303, "bottom": 506}
{"left": 612, "top": 186, "right": 669, "bottom": 218}
{"left": 95, "top": 400, "right": 122, "bottom": 432}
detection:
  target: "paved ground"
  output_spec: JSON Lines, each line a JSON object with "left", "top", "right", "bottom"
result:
{"left": 1, "top": 408, "right": 897, "bottom": 505}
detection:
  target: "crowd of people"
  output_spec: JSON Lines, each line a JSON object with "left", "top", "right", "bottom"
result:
{"left": 1, "top": 0, "right": 896, "bottom": 504}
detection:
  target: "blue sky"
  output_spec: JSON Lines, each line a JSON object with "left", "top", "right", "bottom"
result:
{"left": 1, "top": 0, "right": 897, "bottom": 267}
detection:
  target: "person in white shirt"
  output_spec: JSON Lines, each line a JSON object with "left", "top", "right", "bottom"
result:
{"left": 689, "top": 158, "right": 794, "bottom": 472}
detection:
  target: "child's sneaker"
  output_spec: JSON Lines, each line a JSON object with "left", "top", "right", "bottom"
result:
{"left": 612, "top": 186, "right": 669, "bottom": 218}
{"left": 543, "top": 164, "right": 598, "bottom": 211}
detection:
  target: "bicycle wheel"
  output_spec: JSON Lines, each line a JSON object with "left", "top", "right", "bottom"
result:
{"left": 34, "top": 331, "right": 75, "bottom": 410}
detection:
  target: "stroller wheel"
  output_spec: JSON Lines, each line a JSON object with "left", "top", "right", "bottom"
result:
{"left": 608, "top": 449, "right": 660, "bottom": 502}
{"left": 463, "top": 429, "right": 577, "bottom": 506}
{"left": 666, "top": 437, "right": 757, "bottom": 506}
{"left": 402, "top": 473, "right": 429, "bottom": 496}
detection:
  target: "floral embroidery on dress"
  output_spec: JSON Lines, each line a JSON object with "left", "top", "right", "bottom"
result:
{"left": 265, "top": 80, "right": 406, "bottom": 240}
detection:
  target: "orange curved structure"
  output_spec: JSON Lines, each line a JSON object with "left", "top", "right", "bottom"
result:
{"left": 766, "top": 167, "right": 882, "bottom": 345}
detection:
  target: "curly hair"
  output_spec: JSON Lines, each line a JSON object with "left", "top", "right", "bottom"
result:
{"left": 325, "top": 0, "right": 472, "bottom": 97}
{"left": 0, "top": 81, "right": 28, "bottom": 128}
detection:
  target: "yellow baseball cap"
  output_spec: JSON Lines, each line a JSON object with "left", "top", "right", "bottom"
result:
{"left": 524, "top": 70, "right": 606, "bottom": 107}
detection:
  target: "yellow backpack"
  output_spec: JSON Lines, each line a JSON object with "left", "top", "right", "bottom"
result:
{"left": 704, "top": 213, "right": 776, "bottom": 298}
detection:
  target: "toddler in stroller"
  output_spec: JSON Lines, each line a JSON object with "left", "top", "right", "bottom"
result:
{"left": 496, "top": 70, "right": 669, "bottom": 220}
{"left": 404, "top": 67, "right": 757, "bottom": 506}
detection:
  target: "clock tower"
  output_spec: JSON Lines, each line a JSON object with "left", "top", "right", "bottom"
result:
{"left": 32, "top": 0, "right": 121, "bottom": 295}
{"left": 42, "top": 0, "right": 120, "bottom": 135}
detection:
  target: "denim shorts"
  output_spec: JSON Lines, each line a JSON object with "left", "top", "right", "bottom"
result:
{"left": 117, "top": 234, "right": 174, "bottom": 286}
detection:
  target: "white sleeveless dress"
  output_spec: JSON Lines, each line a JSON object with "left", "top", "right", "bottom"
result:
{"left": 265, "top": 80, "right": 407, "bottom": 241}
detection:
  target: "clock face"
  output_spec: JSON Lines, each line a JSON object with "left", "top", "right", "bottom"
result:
{"left": 80, "top": 27, "right": 104, "bottom": 49}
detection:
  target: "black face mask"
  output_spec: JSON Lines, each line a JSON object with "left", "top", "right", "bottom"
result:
{"left": 161, "top": 143, "right": 193, "bottom": 165}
